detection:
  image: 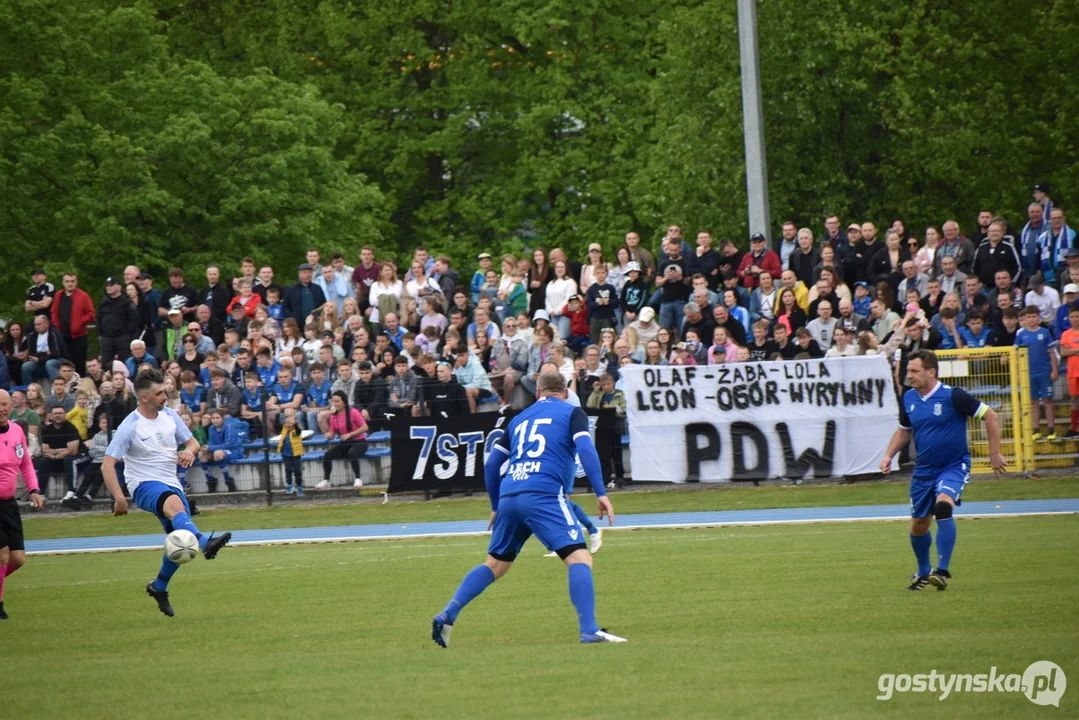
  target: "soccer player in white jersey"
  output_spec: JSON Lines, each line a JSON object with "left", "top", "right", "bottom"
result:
{"left": 102, "top": 369, "right": 232, "bottom": 616}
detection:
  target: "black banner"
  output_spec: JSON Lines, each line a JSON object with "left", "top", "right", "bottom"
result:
{"left": 388, "top": 411, "right": 514, "bottom": 494}
{"left": 578, "top": 407, "right": 621, "bottom": 490}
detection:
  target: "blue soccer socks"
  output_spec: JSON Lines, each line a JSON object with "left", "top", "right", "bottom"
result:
{"left": 442, "top": 564, "right": 496, "bottom": 624}
{"left": 171, "top": 511, "right": 207, "bottom": 552}
{"left": 910, "top": 532, "right": 932, "bottom": 578}
{"left": 153, "top": 555, "right": 180, "bottom": 592}
{"left": 568, "top": 563, "right": 599, "bottom": 636}
{"left": 936, "top": 518, "right": 956, "bottom": 571}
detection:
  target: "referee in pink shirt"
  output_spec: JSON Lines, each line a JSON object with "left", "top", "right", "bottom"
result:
{"left": 0, "top": 389, "right": 44, "bottom": 619}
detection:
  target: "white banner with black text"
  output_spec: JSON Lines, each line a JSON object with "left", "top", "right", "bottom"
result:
{"left": 623, "top": 356, "right": 899, "bottom": 482}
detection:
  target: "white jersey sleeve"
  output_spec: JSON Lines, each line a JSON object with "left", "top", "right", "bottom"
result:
{"left": 105, "top": 413, "right": 139, "bottom": 461}
{"left": 106, "top": 409, "right": 185, "bottom": 493}
{"left": 164, "top": 407, "right": 194, "bottom": 445}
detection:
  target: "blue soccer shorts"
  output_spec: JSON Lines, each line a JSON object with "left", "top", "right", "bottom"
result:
{"left": 910, "top": 464, "right": 969, "bottom": 518}
{"left": 132, "top": 480, "right": 193, "bottom": 534}
{"left": 1029, "top": 373, "right": 1053, "bottom": 400}
{"left": 211, "top": 449, "right": 245, "bottom": 463}
{"left": 488, "top": 490, "right": 585, "bottom": 562}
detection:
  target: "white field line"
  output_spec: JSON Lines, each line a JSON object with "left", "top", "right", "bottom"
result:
{"left": 24, "top": 509, "right": 1075, "bottom": 557}
{"left": 20, "top": 527, "right": 863, "bottom": 590}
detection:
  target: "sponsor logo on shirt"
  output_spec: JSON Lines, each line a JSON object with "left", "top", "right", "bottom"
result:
{"left": 509, "top": 461, "right": 541, "bottom": 481}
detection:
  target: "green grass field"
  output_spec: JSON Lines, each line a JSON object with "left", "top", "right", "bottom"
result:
{"left": 5, "top": 514, "right": 1078, "bottom": 718}
{"left": 22, "top": 475, "right": 1079, "bottom": 539}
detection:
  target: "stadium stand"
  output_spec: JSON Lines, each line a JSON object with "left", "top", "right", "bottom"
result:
{"left": 3, "top": 198, "right": 1076, "bottom": 501}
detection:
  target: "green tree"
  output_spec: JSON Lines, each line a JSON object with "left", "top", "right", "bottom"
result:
{"left": 640, "top": 0, "right": 1079, "bottom": 243}
{"left": 146, "top": 0, "right": 668, "bottom": 261}
{"left": 0, "top": 0, "right": 383, "bottom": 320}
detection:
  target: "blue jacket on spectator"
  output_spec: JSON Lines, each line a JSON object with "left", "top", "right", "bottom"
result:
{"left": 306, "top": 379, "right": 332, "bottom": 408}
{"left": 272, "top": 380, "right": 305, "bottom": 407}
{"left": 1054, "top": 300, "right": 1078, "bottom": 340}
{"left": 126, "top": 354, "right": 160, "bottom": 379}
{"left": 728, "top": 304, "right": 751, "bottom": 336}
{"left": 0, "top": 352, "right": 10, "bottom": 391}
{"left": 470, "top": 270, "right": 486, "bottom": 304}
{"left": 384, "top": 326, "right": 406, "bottom": 351}
{"left": 143, "top": 287, "right": 163, "bottom": 329}
{"left": 241, "top": 387, "right": 263, "bottom": 412}
{"left": 180, "top": 386, "right": 205, "bottom": 413}
{"left": 256, "top": 361, "right": 280, "bottom": 388}
{"left": 315, "top": 272, "right": 355, "bottom": 316}
{"left": 958, "top": 326, "right": 994, "bottom": 348}
{"left": 749, "top": 288, "right": 774, "bottom": 324}
{"left": 1037, "top": 225, "right": 1076, "bottom": 285}
{"left": 207, "top": 416, "right": 247, "bottom": 454}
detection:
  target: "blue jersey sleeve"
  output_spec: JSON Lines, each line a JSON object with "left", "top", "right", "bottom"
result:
{"left": 569, "top": 408, "right": 607, "bottom": 497}
{"left": 897, "top": 393, "right": 912, "bottom": 430}
{"left": 950, "top": 387, "right": 988, "bottom": 420}
{"left": 105, "top": 413, "right": 139, "bottom": 460}
{"left": 569, "top": 407, "right": 590, "bottom": 441}
{"left": 484, "top": 440, "right": 509, "bottom": 510}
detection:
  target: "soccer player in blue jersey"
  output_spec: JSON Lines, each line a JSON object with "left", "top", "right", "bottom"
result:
{"left": 432, "top": 370, "right": 624, "bottom": 646}
{"left": 879, "top": 350, "right": 1005, "bottom": 591}
{"left": 1015, "top": 305, "right": 1058, "bottom": 440}
{"left": 540, "top": 360, "right": 603, "bottom": 556}
{"left": 101, "top": 370, "right": 232, "bottom": 616}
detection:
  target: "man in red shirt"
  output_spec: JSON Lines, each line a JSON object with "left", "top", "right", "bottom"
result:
{"left": 351, "top": 245, "right": 381, "bottom": 313}
{"left": 0, "top": 389, "right": 45, "bottom": 619}
{"left": 737, "top": 233, "right": 782, "bottom": 289}
{"left": 50, "top": 272, "right": 96, "bottom": 375}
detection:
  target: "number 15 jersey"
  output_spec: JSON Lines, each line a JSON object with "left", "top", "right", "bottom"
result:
{"left": 493, "top": 397, "right": 593, "bottom": 499}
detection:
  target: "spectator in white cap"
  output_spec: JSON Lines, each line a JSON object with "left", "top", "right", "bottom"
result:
{"left": 627, "top": 306, "right": 659, "bottom": 347}
{"left": 163, "top": 307, "right": 186, "bottom": 360}
{"left": 1053, "top": 283, "right": 1079, "bottom": 339}
{"left": 532, "top": 308, "right": 560, "bottom": 343}
{"left": 470, "top": 252, "right": 493, "bottom": 304}
{"left": 620, "top": 261, "right": 649, "bottom": 322}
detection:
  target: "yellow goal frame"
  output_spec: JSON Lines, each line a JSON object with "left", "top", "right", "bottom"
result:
{"left": 933, "top": 347, "right": 1034, "bottom": 475}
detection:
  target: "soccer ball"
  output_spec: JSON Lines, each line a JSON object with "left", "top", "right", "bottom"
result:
{"left": 164, "top": 530, "right": 199, "bottom": 564}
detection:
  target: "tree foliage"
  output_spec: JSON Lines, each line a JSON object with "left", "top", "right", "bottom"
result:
{"left": 2, "top": 0, "right": 1076, "bottom": 318}
{"left": 0, "top": 0, "right": 382, "bottom": 317}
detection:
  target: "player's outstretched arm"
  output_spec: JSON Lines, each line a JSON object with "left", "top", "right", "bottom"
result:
{"left": 982, "top": 407, "right": 1007, "bottom": 477}
{"left": 596, "top": 495, "right": 615, "bottom": 525}
{"left": 101, "top": 455, "right": 128, "bottom": 516}
{"left": 178, "top": 437, "right": 200, "bottom": 468}
{"left": 574, "top": 435, "right": 610, "bottom": 497}
{"left": 483, "top": 443, "right": 507, "bottom": 512}
{"left": 878, "top": 428, "right": 912, "bottom": 475}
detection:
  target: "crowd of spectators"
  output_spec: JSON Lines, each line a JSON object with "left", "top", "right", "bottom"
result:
{"left": 2, "top": 184, "right": 1075, "bottom": 499}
